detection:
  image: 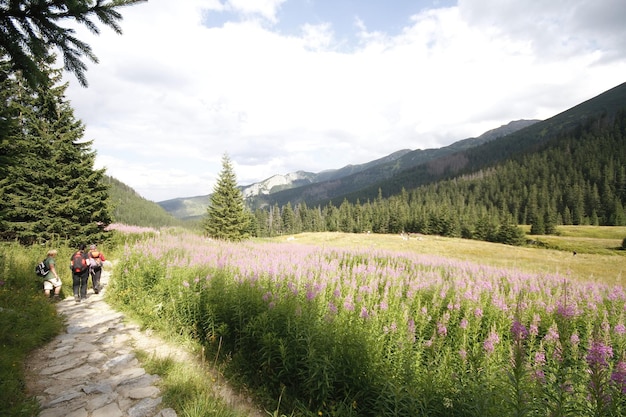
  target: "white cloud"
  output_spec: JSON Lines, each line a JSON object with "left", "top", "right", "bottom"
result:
{"left": 223, "top": 0, "right": 287, "bottom": 23}
{"left": 63, "top": 0, "right": 626, "bottom": 202}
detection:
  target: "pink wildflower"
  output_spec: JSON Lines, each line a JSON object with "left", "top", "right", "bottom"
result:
{"left": 483, "top": 331, "right": 500, "bottom": 354}
{"left": 611, "top": 361, "right": 626, "bottom": 394}
{"left": 543, "top": 324, "right": 560, "bottom": 343}
{"left": 586, "top": 340, "right": 614, "bottom": 368}
{"left": 511, "top": 320, "right": 529, "bottom": 341}
{"left": 460, "top": 318, "right": 469, "bottom": 330}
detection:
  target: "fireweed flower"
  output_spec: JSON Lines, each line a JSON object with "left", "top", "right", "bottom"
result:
{"left": 511, "top": 320, "right": 529, "bottom": 341}
{"left": 586, "top": 340, "right": 614, "bottom": 368}
{"left": 533, "top": 350, "right": 547, "bottom": 382}
{"left": 570, "top": 332, "right": 580, "bottom": 347}
{"left": 611, "top": 361, "right": 626, "bottom": 394}
{"left": 615, "top": 323, "right": 626, "bottom": 335}
{"left": 535, "top": 351, "right": 546, "bottom": 367}
{"left": 437, "top": 322, "right": 447, "bottom": 337}
{"left": 543, "top": 324, "right": 560, "bottom": 343}
{"left": 483, "top": 331, "right": 500, "bottom": 354}
{"left": 529, "top": 324, "right": 539, "bottom": 337}
{"left": 459, "top": 318, "right": 469, "bottom": 330}
{"left": 182, "top": 280, "right": 190, "bottom": 288}
{"left": 557, "top": 302, "right": 576, "bottom": 319}
{"left": 328, "top": 302, "right": 338, "bottom": 315}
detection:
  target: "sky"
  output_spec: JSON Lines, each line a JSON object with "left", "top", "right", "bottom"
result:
{"left": 62, "top": 0, "right": 626, "bottom": 202}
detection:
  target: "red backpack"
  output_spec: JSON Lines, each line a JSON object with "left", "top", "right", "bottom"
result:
{"left": 71, "top": 251, "right": 88, "bottom": 273}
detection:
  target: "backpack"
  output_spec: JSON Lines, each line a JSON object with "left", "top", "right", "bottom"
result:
{"left": 35, "top": 260, "right": 50, "bottom": 277}
{"left": 89, "top": 251, "right": 103, "bottom": 270}
{"left": 71, "top": 252, "right": 88, "bottom": 273}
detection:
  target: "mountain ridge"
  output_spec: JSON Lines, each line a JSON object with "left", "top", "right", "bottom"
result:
{"left": 158, "top": 119, "right": 539, "bottom": 219}
{"left": 156, "top": 81, "right": 626, "bottom": 220}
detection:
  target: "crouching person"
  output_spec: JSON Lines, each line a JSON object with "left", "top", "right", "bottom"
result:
{"left": 43, "top": 249, "right": 62, "bottom": 300}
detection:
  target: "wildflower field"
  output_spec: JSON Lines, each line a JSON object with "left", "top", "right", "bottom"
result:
{"left": 109, "top": 227, "right": 626, "bottom": 416}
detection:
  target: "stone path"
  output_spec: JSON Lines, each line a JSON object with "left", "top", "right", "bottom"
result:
{"left": 25, "top": 267, "right": 264, "bottom": 417}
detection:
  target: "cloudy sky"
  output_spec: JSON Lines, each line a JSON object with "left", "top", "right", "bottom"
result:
{"left": 62, "top": 0, "right": 626, "bottom": 202}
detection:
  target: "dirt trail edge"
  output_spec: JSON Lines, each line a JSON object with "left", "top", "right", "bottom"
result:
{"left": 25, "top": 266, "right": 265, "bottom": 417}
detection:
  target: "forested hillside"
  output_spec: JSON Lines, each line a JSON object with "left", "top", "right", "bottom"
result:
{"left": 105, "top": 176, "right": 190, "bottom": 229}
{"left": 324, "top": 82, "right": 626, "bottom": 205}
{"left": 248, "top": 98, "right": 626, "bottom": 244}
{"left": 261, "top": 120, "right": 540, "bottom": 209}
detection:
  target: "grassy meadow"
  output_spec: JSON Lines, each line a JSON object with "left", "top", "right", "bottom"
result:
{"left": 106, "top": 225, "right": 626, "bottom": 417}
{"left": 2, "top": 225, "right": 625, "bottom": 417}
{"left": 270, "top": 227, "right": 625, "bottom": 285}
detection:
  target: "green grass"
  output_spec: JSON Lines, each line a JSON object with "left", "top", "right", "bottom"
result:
{"left": 4, "top": 225, "right": 625, "bottom": 417}
{"left": 109, "top": 227, "right": 626, "bottom": 416}
{"left": 265, "top": 227, "right": 626, "bottom": 285}
{"left": 0, "top": 243, "right": 67, "bottom": 417}
{"left": 136, "top": 349, "right": 252, "bottom": 417}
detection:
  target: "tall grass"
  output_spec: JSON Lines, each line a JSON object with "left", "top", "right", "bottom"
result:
{"left": 274, "top": 231, "right": 625, "bottom": 285}
{"left": 0, "top": 243, "right": 66, "bottom": 417}
{"left": 108, "top": 228, "right": 626, "bottom": 416}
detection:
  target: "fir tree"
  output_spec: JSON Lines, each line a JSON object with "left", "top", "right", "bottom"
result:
{"left": 204, "top": 154, "right": 249, "bottom": 241}
{"left": 0, "top": 63, "right": 112, "bottom": 244}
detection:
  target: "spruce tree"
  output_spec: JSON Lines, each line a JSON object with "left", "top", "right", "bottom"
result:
{"left": 204, "top": 154, "right": 249, "bottom": 241}
{"left": 0, "top": 0, "right": 145, "bottom": 88}
{"left": 0, "top": 63, "right": 111, "bottom": 244}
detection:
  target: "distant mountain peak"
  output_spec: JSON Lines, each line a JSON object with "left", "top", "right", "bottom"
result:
{"left": 477, "top": 119, "right": 541, "bottom": 141}
{"left": 241, "top": 171, "right": 316, "bottom": 198}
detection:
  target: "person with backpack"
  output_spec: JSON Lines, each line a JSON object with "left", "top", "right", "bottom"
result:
{"left": 41, "top": 249, "right": 62, "bottom": 300}
{"left": 70, "top": 244, "right": 90, "bottom": 302}
{"left": 88, "top": 244, "right": 106, "bottom": 294}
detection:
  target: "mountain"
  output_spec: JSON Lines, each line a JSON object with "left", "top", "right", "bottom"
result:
{"left": 105, "top": 176, "right": 189, "bottom": 228}
{"left": 263, "top": 119, "right": 541, "bottom": 208}
{"left": 337, "top": 81, "right": 626, "bottom": 205}
{"left": 159, "top": 81, "right": 626, "bottom": 219}
{"left": 242, "top": 171, "right": 318, "bottom": 199}
{"left": 157, "top": 194, "right": 209, "bottom": 221}
{"left": 159, "top": 120, "right": 536, "bottom": 219}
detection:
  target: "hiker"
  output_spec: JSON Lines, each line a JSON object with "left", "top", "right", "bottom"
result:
{"left": 88, "top": 244, "right": 106, "bottom": 294}
{"left": 42, "top": 249, "right": 62, "bottom": 300}
{"left": 70, "top": 244, "right": 90, "bottom": 302}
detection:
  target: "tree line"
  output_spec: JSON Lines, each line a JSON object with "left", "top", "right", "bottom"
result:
{"left": 245, "top": 111, "right": 626, "bottom": 245}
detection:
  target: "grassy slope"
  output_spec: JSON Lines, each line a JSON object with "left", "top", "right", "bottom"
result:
{"left": 264, "top": 226, "right": 626, "bottom": 286}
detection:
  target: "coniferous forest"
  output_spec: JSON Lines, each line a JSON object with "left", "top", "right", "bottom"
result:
{"left": 248, "top": 110, "right": 626, "bottom": 244}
